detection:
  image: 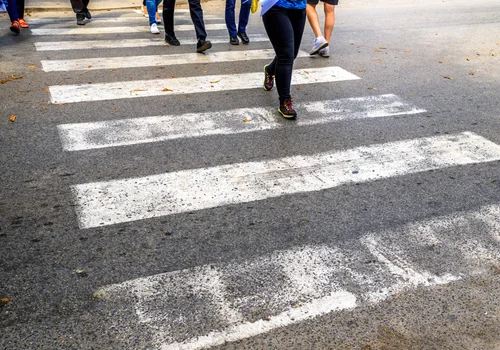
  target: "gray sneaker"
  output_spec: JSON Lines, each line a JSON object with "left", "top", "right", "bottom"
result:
{"left": 310, "top": 37, "right": 328, "bottom": 55}
{"left": 319, "top": 46, "right": 330, "bottom": 57}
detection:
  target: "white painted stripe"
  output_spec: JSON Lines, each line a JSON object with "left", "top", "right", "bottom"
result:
{"left": 29, "top": 14, "right": 219, "bottom": 25}
{"left": 30, "top": 23, "right": 227, "bottom": 35}
{"left": 49, "top": 67, "right": 360, "bottom": 104}
{"left": 41, "top": 49, "right": 303, "bottom": 72}
{"left": 58, "top": 94, "right": 426, "bottom": 151}
{"left": 161, "top": 291, "right": 356, "bottom": 350}
{"left": 34, "top": 35, "right": 270, "bottom": 51}
{"left": 72, "top": 132, "right": 500, "bottom": 228}
{"left": 98, "top": 200, "right": 500, "bottom": 349}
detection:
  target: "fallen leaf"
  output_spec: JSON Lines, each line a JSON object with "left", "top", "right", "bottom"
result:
{"left": 111, "top": 68, "right": 118, "bottom": 71}
{"left": 87, "top": 65, "right": 92, "bottom": 69}
{"left": 243, "top": 119, "right": 251, "bottom": 123}
{"left": 443, "top": 76, "right": 453, "bottom": 80}
{"left": 0, "top": 74, "right": 23, "bottom": 84}
{"left": 404, "top": 50, "right": 412, "bottom": 53}
{"left": 1, "top": 297, "right": 12, "bottom": 306}
{"left": 44, "top": 87, "right": 49, "bottom": 92}
{"left": 358, "top": 70, "right": 364, "bottom": 72}
{"left": 42, "top": 106, "right": 47, "bottom": 110}
{"left": 114, "top": 108, "right": 120, "bottom": 112}
{"left": 372, "top": 49, "right": 382, "bottom": 52}
{"left": 379, "top": 46, "right": 387, "bottom": 49}
{"left": 9, "top": 115, "right": 16, "bottom": 122}
{"left": 376, "top": 59, "right": 383, "bottom": 63}
{"left": 162, "top": 87, "right": 173, "bottom": 92}
{"left": 131, "top": 88, "right": 148, "bottom": 92}
{"left": 28, "top": 64, "right": 37, "bottom": 69}
{"left": 368, "top": 87, "right": 377, "bottom": 90}
{"left": 210, "top": 79, "right": 220, "bottom": 84}
{"left": 466, "top": 58, "right": 470, "bottom": 61}
{"left": 469, "top": 72, "right": 475, "bottom": 75}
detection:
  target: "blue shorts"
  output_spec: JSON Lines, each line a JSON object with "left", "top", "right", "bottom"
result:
{"left": 307, "top": 0, "right": 338, "bottom": 5}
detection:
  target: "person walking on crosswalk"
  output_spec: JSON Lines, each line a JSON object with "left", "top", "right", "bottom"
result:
{"left": 6, "top": 0, "right": 29, "bottom": 33}
{"left": 145, "top": 0, "right": 163, "bottom": 34}
{"left": 70, "top": 0, "right": 92, "bottom": 25}
{"left": 163, "top": 0, "right": 212, "bottom": 52}
{"left": 306, "top": 0, "right": 338, "bottom": 57}
{"left": 225, "top": 0, "right": 251, "bottom": 45}
{"left": 262, "top": 0, "right": 306, "bottom": 118}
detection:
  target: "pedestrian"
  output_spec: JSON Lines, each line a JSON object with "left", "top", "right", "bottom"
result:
{"left": 144, "top": 0, "right": 163, "bottom": 34}
{"left": 225, "top": 0, "right": 251, "bottom": 45}
{"left": 162, "top": 0, "right": 212, "bottom": 53}
{"left": 261, "top": 0, "right": 306, "bottom": 118}
{"left": 6, "top": 0, "right": 29, "bottom": 34}
{"left": 70, "top": 0, "right": 92, "bottom": 26}
{"left": 306, "top": 0, "right": 338, "bottom": 57}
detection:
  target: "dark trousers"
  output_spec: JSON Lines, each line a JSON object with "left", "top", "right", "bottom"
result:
{"left": 70, "top": 0, "right": 89, "bottom": 13}
{"left": 263, "top": 6, "right": 306, "bottom": 102}
{"left": 7, "top": 0, "right": 24, "bottom": 21}
{"left": 162, "top": 0, "right": 207, "bottom": 40}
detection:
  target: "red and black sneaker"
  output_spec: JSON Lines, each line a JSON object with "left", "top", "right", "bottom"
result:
{"left": 278, "top": 98, "right": 297, "bottom": 119}
{"left": 10, "top": 20, "right": 20, "bottom": 34}
{"left": 263, "top": 64, "right": 274, "bottom": 91}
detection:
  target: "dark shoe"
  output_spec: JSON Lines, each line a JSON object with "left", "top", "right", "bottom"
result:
{"left": 165, "top": 33, "right": 180, "bottom": 46}
{"left": 10, "top": 20, "right": 20, "bottom": 33}
{"left": 229, "top": 35, "right": 239, "bottom": 45}
{"left": 237, "top": 31, "right": 249, "bottom": 44}
{"left": 263, "top": 64, "right": 274, "bottom": 91}
{"left": 278, "top": 98, "right": 297, "bottom": 119}
{"left": 76, "top": 13, "right": 86, "bottom": 25}
{"left": 196, "top": 39, "right": 212, "bottom": 53}
{"left": 83, "top": 8, "right": 92, "bottom": 19}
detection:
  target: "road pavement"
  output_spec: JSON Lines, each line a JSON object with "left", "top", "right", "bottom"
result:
{"left": 1, "top": 0, "right": 500, "bottom": 349}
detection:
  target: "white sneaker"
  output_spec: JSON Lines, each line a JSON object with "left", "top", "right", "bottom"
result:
{"left": 150, "top": 23, "right": 160, "bottom": 34}
{"left": 310, "top": 36, "right": 328, "bottom": 55}
{"left": 319, "top": 46, "right": 330, "bottom": 57}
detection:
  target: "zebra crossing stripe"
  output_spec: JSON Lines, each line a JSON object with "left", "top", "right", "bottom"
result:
{"left": 41, "top": 49, "right": 305, "bottom": 72}
{"left": 99, "top": 204, "right": 500, "bottom": 349}
{"left": 30, "top": 23, "right": 227, "bottom": 35}
{"left": 58, "top": 94, "right": 426, "bottom": 151}
{"left": 49, "top": 67, "right": 360, "bottom": 104}
{"left": 34, "top": 35, "right": 270, "bottom": 51}
{"left": 71, "top": 132, "right": 500, "bottom": 229}
{"left": 28, "top": 14, "right": 220, "bottom": 25}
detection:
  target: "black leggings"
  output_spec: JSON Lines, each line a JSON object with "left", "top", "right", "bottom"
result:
{"left": 262, "top": 6, "right": 306, "bottom": 102}
{"left": 70, "top": 0, "right": 90, "bottom": 13}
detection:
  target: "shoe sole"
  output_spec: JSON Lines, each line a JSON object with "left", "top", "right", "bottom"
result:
{"left": 309, "top": 42, "right": 329, "bottom": 56}
{"left": 196, "top": 42, "right": 212, "bottom": 52}
{"left": 263, "top": 64, "right": 273, "bottom": 91}
{"left": 278, "top": 108, "right": 297, "bottom": 119}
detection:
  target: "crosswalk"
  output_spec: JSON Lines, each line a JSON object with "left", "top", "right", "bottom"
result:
{"left": 32, "top": 9, "right": 500, "bottom": 350}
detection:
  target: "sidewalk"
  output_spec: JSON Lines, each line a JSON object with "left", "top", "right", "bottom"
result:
{"left": 24, "top": 0, "right": 186, "bottom": 12}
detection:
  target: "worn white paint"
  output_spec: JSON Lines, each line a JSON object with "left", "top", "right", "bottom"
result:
{"left": 34, "top": 35, "right": 270, "bottom": 51}
{"left": 49, "top": 66, "right": 360, "bottom": 104}
{"left": 58, "top": 94, "right": 425, "bottom": 151}
{"left": 95, "top": 202, "right": 500, "bottom": 349}
{"left": 30, "top": 23, "right": 227, "bottom": 35}
{"left": 72, "top": 132, "right": 500, "bottom": 229}
{"left": 41, "top": 49, "right": 304, "bottom": 72}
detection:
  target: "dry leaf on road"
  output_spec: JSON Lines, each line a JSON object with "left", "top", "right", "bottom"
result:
{"left": 9, "top": 115, "right": 16, "bottom": 122}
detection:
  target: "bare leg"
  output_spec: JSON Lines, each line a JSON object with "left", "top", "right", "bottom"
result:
{"left": 323, "top": 3, "right": 335, "bottom": 43}
{"left": 306, "top": 3, "right": 323, "bottom": 38}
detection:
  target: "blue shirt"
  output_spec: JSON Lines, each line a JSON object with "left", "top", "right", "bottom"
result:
{"left": 275, "top": 0, "right": 306, "bottom": 10}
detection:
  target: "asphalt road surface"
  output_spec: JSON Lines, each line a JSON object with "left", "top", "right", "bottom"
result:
{"left": 1, "top": 0, "right": 500, "bottom": 349}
